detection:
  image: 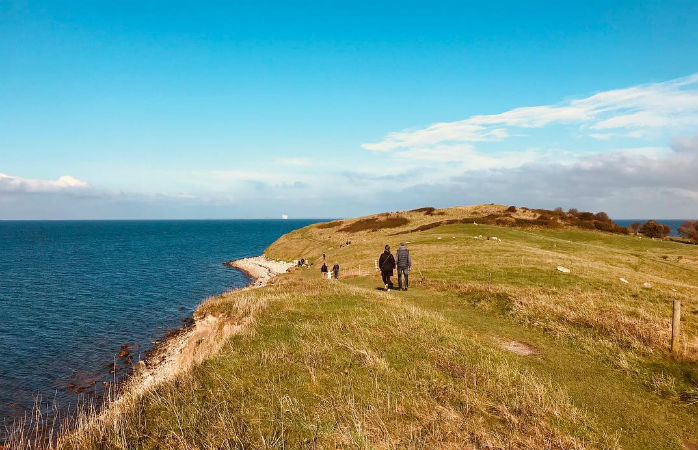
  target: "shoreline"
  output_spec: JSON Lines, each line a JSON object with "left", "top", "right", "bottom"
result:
{"left": 65, "top": 255, "right": 294, "bottom": 438}
{"left": 126, "top": 255, "right": 293, "bottom": 395}
{"left": 223, "top": 255, "right": 296, "bottom": 288}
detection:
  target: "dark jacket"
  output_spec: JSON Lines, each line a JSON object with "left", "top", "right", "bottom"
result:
{"left": 379, "top": 251, "right": 396, "bottom": 274}
{"left": 320, "top": 263, "right": 328, "bottom": 273}
{"left": 332, "top": 264, "right": 339, "bottom": 273}
{"left": 396, "top": 246, "right": 412, "bottom": 269}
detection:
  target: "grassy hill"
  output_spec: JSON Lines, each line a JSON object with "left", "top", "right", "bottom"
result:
{"left": 60, "top": 205, "right": 697, "bottom": 449}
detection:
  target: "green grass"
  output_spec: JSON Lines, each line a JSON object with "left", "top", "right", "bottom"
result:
{"left": 344, "top": 275, "right": 695, "bottom": 450}
{"left": 56, "top": 205, "right": 697, "bottom": 450}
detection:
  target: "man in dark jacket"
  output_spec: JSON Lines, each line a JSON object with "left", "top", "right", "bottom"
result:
{"left": 396, "top": 242, "right": 412, "bottom": 291}
{"left": 378, "top": 244, "right": 396, "bottom": 290}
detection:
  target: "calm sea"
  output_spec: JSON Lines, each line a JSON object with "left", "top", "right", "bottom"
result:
{"left": 614, "top": 219, "right": 690, "bottom": 236}
{"left": 0, "top": 219, "right": 319, "bottom": 425}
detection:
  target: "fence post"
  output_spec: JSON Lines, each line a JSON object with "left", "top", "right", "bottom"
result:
{"left": 671, "top": 300, "right": 681, "bottom": 356}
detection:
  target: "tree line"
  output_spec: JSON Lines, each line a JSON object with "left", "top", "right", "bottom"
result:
{"left": 627, "top": 219, "right": 697, "bottom": 242}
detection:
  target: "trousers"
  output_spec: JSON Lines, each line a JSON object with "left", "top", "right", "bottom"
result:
{"left": 397, "top": 267, "right": 409, "bottom": 289}
{"left": 381, "top": 270, "right": 393, "bottom": 287}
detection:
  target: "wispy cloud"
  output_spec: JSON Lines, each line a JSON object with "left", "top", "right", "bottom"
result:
{"left": 395, "top": 144, "right": 542, "bottom": 169}
{"left": 362, "top": 74, "right": 698, "bottom": 154}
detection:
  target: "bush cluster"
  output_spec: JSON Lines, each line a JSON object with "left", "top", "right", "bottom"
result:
{"left": 398, "top": 206, "right": 628, "bottom": 236}
{"left": 640, "top": 220, "right": 671, "bottom": 239}
{"left": 340, "top": 216, "right": 409, "bottom": 233}
{"left": 678, "top": 220, "right": 698, "bottom": 242}
{"left": 316, "top": 220, "right": 343, "bottom": 229}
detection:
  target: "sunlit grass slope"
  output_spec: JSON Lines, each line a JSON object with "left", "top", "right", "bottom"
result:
{"left": 64, "top": 205, "right": 697, "bottom": 450}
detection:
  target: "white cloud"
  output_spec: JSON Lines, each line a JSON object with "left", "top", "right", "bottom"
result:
{"left": 361, "top": 124, "right": 507, "bottom": 152}
{"left": 395, "top": 144, "right": 475, "bottom": 162}
{"left": 395, "top": 144, "right": 543, "bottom": 170}
{"left": 0, "top": 173, "right": 89, "bottom": 193}
{"left": 362, "top": 73, "right": 698, "bottom": 154}
{"left": 591, "top": 111, "right": 678, "bottom": 130}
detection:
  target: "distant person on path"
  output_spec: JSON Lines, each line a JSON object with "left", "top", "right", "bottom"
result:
{"left": 320, "top": 262, "right": 328, "bottom": 278}
{"left": 396, "top": 242, "right": 412, "bottom": 291}
{"left": 332, "top": 262, "right": 340, "bottom": 279}
{"left": 379, "top": 245, "right": 396, "bottom": 290}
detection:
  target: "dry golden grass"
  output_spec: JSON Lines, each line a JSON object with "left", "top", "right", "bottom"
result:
{"left": 56, "top": 277, "right": 607, "bottom": 449}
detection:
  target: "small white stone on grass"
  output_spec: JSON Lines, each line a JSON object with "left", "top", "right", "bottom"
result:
{"left": 619, "top": 278, "right": 629, "bottom": 284}
{"left": 557, "top": 266, "right": 571, "bottom": 273}
{"left": 643, "top": 282, "right": 653, "bottom": 289}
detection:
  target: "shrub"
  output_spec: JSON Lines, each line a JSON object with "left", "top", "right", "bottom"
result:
{"left": 316, "top": 220, "right": 343, "bottom": 229}
{"left": 678, "top": 220, "right": 698, "bottom": 242}
{"left": 593, "top": 220, "right": 628, "bottom": 234}
{"left": 593, "top": 220, "right": 614, "bottom": 232}
{"left": 594, "top": 212, "right": 611, "bottom": 223}
{"left": 640, "top": 220, "right": 671, "bottom": 239}
{"left": 576, "top": 220, "right": 595, "bottom": 230}
{"left": 549, "top": 208, "right": 567, "bottom": 218}
{"left": 392, "top": 218, "right": 469, "bottom": 235}
{"left": 408, "top": 206, "right": 445, "bottom": 216}
{"left": 578, "top": 211, "right": 595, "bottom": 221}
{"left": 340, "top": 216, "right": 409, "bottom": 233}
{"left": 506, "top": 206, "right": 517, "bottom": 213}
{"left": 495, "top": 216, "right": 516, "bottom": 226}
{"left": 568, "top": 208, "right": 579, "bottom": 216}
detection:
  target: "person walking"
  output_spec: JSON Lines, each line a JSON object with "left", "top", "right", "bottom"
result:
{"left": 320, "top": 262, "right": 328, "bottom": 278}
{"left": 396, "top": 242, "right": 412, "bottom": 291}
{"left": 378, "top": 245, "right": 396, "bottom": 290}
{"left": 332, "top": 262, "right": 340, "bottom": 279}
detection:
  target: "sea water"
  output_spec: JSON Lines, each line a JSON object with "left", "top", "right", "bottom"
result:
{"left": 0, "top": 219, "right": 319, "bottom": 425}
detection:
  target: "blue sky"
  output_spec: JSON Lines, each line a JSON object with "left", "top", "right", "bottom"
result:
{"left": 1, "top": 0, "right": 697, "bottom": 219}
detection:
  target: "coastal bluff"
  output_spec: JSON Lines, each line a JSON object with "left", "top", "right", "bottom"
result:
{"left": 15, "top": 204, "right": 698, "bottom": 450}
